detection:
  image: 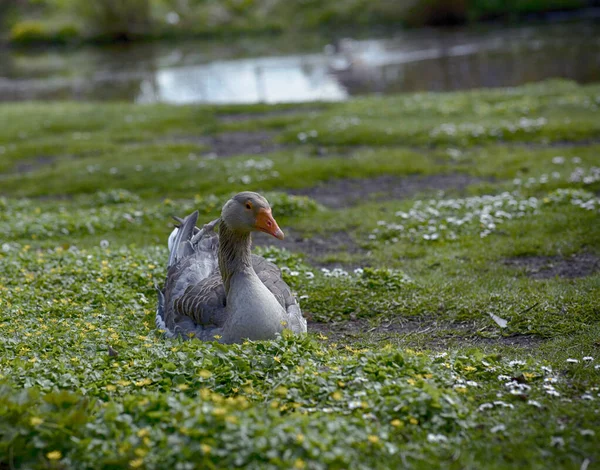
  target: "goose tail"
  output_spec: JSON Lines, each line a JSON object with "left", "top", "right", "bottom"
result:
{"left": 167, "top": 211, "right": 199, "bottom": 268}
{"left": 155, "top": 284, "right": 175, "bottom": 337}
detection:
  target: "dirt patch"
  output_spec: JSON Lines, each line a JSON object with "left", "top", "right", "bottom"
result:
{"left": 217, "top": 107, "right": 324, "bottom": 123}
{"left": 504, "top": 253, "right": 600, "bottom": 279}
{"left": 290, "top": 174, "right": 489, "bottom": 208}
{"left": 309, "top": 318, "right": 543, "bottom": 350}
{"left": 168, "top": 131, "right": 285, "bottom": 158}
{"left": 253, "top": 228, "right": 365, "bottom": 267}
{"left": 0, "top": 156, "right": 57, "bottom": 177}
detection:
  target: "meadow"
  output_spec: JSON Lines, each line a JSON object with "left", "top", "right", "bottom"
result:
{"left": 0, "top": 79, "right": 599, "bottom": 468}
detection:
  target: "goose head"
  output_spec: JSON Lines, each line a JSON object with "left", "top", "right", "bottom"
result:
{"left": 221, "top": 192, "right": 284, "bottom": 240}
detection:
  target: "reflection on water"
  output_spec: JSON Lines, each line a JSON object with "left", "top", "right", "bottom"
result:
{"left": 0, "top": 21, "right": 599, "bottom": 104}
{"left": 137, "top": 55, "right": 348, "bottom": 103}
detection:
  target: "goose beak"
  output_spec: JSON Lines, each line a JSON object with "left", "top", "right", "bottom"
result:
{"left": 256, "top": 208, "right": 285, "bottom": 240}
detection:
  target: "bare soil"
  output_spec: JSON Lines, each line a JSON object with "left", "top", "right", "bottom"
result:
{"left": 309, "top": 318, "right": 543, "bottom": 349}
{"left": 217, "top": 107, "right": 324, "bottom": 123}
{"left": 504, "top": 252, "right": 600, "bottom": 279}
{"left": 168, "top": 131, "right": 285, "bottom": 157}
{"left": 290, "top": 173, "right": 489, "bottom": 208}
{"left": 0, "top": 155, "right": 57, "bottom": 176}
{"left": 253, "top": 228, "right": 365, "bottom": 267}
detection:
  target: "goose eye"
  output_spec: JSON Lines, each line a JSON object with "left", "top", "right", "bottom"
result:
{"left": 245, "top": 202, "right": 252, "bottom": 210}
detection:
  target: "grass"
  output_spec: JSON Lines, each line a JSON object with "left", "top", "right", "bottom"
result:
{"left": 0, "top": 79, "right": 599, "bottom": 468}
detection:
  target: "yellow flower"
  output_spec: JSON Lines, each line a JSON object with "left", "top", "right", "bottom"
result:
{"left": 201, "top": 444, "right": 211, "bottom": 454}
{"left": 318, "top": 333, "right": 328, "bottom": 340}
{"left": 46, "top": 451, "right": 62, "bottom": 460}
{"left": 331, "top": 391, "right": 343, "bottom": 401}
{"left": 212, "top": 407, "right": 227, "bottom": 417}
{"left": 275, "top": 386, "right": 288, "bottom": 396}
{"left": 30, "top": 417, "right": 43, "bottom": 426}
{"left": 225, "top": 415, "right": 239, "bottom": 425}
{"left": 105, "top": 384, "right": 116, "bottom": 392}
{"left": 129, "top": 458, "right": 144, "bottom": 468}
{"left": 213, "top": 334, "right": 222, "bottom": 340}
{"left": 294, "top": 458, "right": 306, "bottom": 469}
{"left": 455, "top": 387, "right": 467, "bottom": 394}
{"left": 391, "top": 419, "right": 403, "bottom": 428}
{"left": 409, "top": 417, "right": 418, "bottom": 425}
{"left": 296, "top": 433, "right": 305, "bottom": 443}
{"left": 137, "top": 428, "right": 150, "bottom": 438}
{"left": 463, "top": 366, "right": 477, "bottom": 372}
{"left": 177, "top": 384, "right": 190, "bottom": 391}
{"left": 198, "top": 370, "right": 212, "bottom": 379}
{"left": 407, "top": 378, "right": 416, "bottom": 386}
{"left": 367, "top": 435, "right": 379, "bottom": 444}
{"left": 135, "top": 448, "right": 148, "bottom": 457}
{"left": 274, "top": 356, "right": 281, "bottom": 363}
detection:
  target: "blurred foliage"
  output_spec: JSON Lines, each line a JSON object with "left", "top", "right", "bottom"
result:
{"left": 2, "top": 0, "right": 593, "bottom": 45}
{"left": 9, "top": 19, "right": 78, "bottom": 44}
{"left": 73, "top": 0, "right": 151, "bottom": 40}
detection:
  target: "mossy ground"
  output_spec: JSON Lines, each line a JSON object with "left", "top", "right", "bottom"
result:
{"left": 0, "top": 80, "right": 599, "bottom": 468}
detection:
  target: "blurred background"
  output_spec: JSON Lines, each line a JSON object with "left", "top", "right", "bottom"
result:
{"left": 1, "top": 0, "right": 599, "bottom": 104}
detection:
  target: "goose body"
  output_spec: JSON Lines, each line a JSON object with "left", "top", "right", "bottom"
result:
{"left": 156, "top": 192, "right": 307, "bottom": 343}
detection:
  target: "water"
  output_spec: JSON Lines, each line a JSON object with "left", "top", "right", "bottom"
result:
{"left": 0, "top": 21, "right": 599, "bottom": 104}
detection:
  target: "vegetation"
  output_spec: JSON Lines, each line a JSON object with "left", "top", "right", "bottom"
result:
{"left": 3, "top": 0, "right": 590, "bottom": 45}
{"left": 0, "top": 80, "right": 599, "bottom": 467}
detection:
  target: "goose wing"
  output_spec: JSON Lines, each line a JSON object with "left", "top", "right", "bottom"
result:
{"left": 253, "top": 255, "right": 307, "bottom": 334}
{"left": 157, "top": 213, "right": 226, "bottom": 338}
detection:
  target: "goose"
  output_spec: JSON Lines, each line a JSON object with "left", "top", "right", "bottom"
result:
{"left": 156, "top": 191, "right": 307, "bottom": 343}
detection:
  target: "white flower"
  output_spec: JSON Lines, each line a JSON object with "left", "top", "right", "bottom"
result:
{"left": 582, "top": 356, "right": 594, "bottom": 362}
{"left": 100, "top": 240, "right": 110, "bottom": 249}
{"left": 527, "top": 400, "right": 542, "bottom": 408}
{"left": 566, "top": 358, "right": 579, "bottom": 364}
{"left": 552, "top": 156, "right": 565, "bottom": 165}
{"left": 580, "top": 429, "right": 595, "bottom": 436}
{"left": 491, "top": 424, "right": 506, "bottom": 434}
{"left": 492, "top": 401, "right": 514, "bottom": 409}
{"left": 427, "top": 433, "right": 448, "bottom": 443}
{"left": 478, "top": 403, "right": 493, "bottom": 412}
{"left": 551, "top": 437, "right": 565, "bottom": 447}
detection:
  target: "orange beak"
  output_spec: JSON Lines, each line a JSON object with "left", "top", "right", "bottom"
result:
{"left": 255, "top": 208, "right": 284, "bottom": 240}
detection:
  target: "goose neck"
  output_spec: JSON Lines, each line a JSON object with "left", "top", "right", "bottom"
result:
{"left": 218, "top": 220, "right": 253, "bottom": 294}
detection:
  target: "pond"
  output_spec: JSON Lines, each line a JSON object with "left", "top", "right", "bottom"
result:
{"left": 1, "top": 20, "right": 599, "bottom": 104}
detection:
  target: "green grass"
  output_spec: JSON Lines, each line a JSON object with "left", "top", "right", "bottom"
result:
{"left": 0, "top": 80, "right": 599, "bottom": 468}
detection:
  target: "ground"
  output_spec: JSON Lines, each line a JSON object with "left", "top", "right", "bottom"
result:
{"left": 0, "top": 79, "right": 599, "bottom": 468}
